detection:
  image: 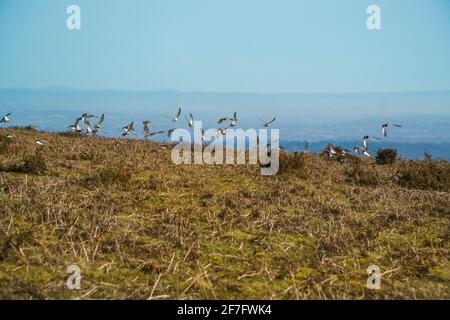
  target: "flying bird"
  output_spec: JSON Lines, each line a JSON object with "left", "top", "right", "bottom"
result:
{"left": 217, "top": 117, "right": 229, "bottom": 124}
{"left": 81, "top": 113, "right": 97, "bottom": 119}
{"left": 0, "top": 113, "right": 12, "bottom": 123}
{"left": 68, "top": 117, "right": 83, "bottom": 132}
{"left": 217, "top": 112, "right": 238, "bottom": 127}
{"left": 363, "top": 149, "right": 372, "bottom": 157}
{"left": 143, "top": 121, "right": 164, "bottom": 139}
{"left": 200, "top": 128, "right": 207, "bottom": 141}
{"left": 216, "top": 128, "right": 227, "bottom": 137}
{"left": 122, "top": 122, "right": 135, "bottom": 137}
{"left": 229, "top": 112, "right": 238, "bottom": 127}
{"left": 164, "top": 108, "right": 182, "bottom": 122}
{"left": 381, "top": 123, "right": 402, "bottom": 138}
{"left": 185, "top": 113, "right": 194, "bottom": 128}
{"left": 353, "top": 145, "right": 365, "bottom": 156}
{"left": 354, "top": 145, "right": 372, "bottom": 157}
{"left": 363, "top": 135, "right": 382, "bottom": 150}
{"left": 167, "top": 128, "right": 176, "bottom": 138}
{"left": 83, "top": 117, "right": 93, "bottom": 134}
{"left": 259, "top": 117, "right": 276, "bottom": 127}
{"left": 92, "top": 114, "right": 105, "bottom": 135}
{"left": 143, "top": 120, "right": 153, "bottom": 138}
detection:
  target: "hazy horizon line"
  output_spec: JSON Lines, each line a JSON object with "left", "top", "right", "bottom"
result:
{"left": 2, "top": 86, "right": 450, "bottom": 96}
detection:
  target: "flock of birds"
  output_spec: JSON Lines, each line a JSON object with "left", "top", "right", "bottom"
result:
{"left": 1, "top": 110, "right": 401, "bottom": 157}
{"left": 66, "top": 109, "right": 277, "bottom": 142}
{"left": 324, "top": 123, "right": 402, "bottom": 158}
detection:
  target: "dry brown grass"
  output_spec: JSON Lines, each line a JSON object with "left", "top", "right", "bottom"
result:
{"left": 0, "top": 128, "right": 449, "bottom": 300}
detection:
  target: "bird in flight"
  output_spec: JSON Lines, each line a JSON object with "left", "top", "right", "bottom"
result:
{"left": 0, "top": 113, "right": 12, "bottom": 123}
{"left": 353, "top": 145, "right": 364, "bottom": 156}
{"left": 68, "top": 117, "right": 83, "bottom": 132}
{"left": 142, "top": 120, "right": 153, "bottom": 138}
{"left": 81, "top": 113, "right": 97, "bottom": 120}
{"left": 167, "top": 128, "right": 176, "bottom": 138}
{"left": 216, "top": 128, "right": 227, "bottom": 137}
{"left": 185, "top": 113, "right": 194, "bottom": 128}
{"left": 217, "top": 112, "right": 238, "bottom": 127}
{"left": 200, "top": 128, "right": 207, "bottom": 141}
{"left": 363, "top": 135, "right": 382, "bottom": 150}
{"left": 83, "top": 117, "right": 93, "bottom": 134}
{"left": 217, "top": 117, "right": 229, "bottom": 124}
{"left": 381, "top": 123, "right": 402, "bottom": 138}
{"left": 164, "top": 108, "right": 182, "bottom": 122}
{"left": 122, "top": 122, "right": 135, "bottom": 137}
{"left": 229, "top": 112, "right": 238, "bottom": 127}
{"left": 354, "top": 145, "right": 372, "bottom": 157}
{"left": 259, "top": 117, "right": 277, "bottom": 127}
{"left": 92, "top": 114, "right": 105, "bottom": 135}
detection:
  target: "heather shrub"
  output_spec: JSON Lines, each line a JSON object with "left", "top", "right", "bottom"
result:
{"left": 376, "top": 148, "right": 397, "bottom": 165}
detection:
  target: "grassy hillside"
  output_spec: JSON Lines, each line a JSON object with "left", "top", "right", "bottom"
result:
{"left": 0, "top": 127, "right": 449, "bottom": 299}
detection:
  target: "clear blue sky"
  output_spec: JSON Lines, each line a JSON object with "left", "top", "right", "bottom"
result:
{"left": 0, "top": 0, "right": 449, "bottom": 93}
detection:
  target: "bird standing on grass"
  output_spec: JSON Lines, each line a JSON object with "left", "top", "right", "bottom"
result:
{"left": 326, "top": 144, "right": 337, "bottom": 157}
{"left": 342, "top": 149, "right": 353, "bottom": 156}
{"left": 35, "top": 140, "right": 45, "bottom": 147}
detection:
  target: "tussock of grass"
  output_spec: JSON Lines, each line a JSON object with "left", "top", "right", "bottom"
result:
{"left": 346, "top": 161, "right": 381, "bottom": 186}
{"left": 398, "top": 160, "right": 450, "bottom": 192}
{"left": 279, "top": 152, "right": 308, "bottom": 177}
{"left": 0, "top": 127, "right": 449, "bottom": 300}
{"left": 56, "top": 131, "right": 84, "bottom": 138}
{"left": 1, "top": 152, "right": 47, "bottom": 174}
{"left": 83, "top": 166, "right": 132, "bottom": 187}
